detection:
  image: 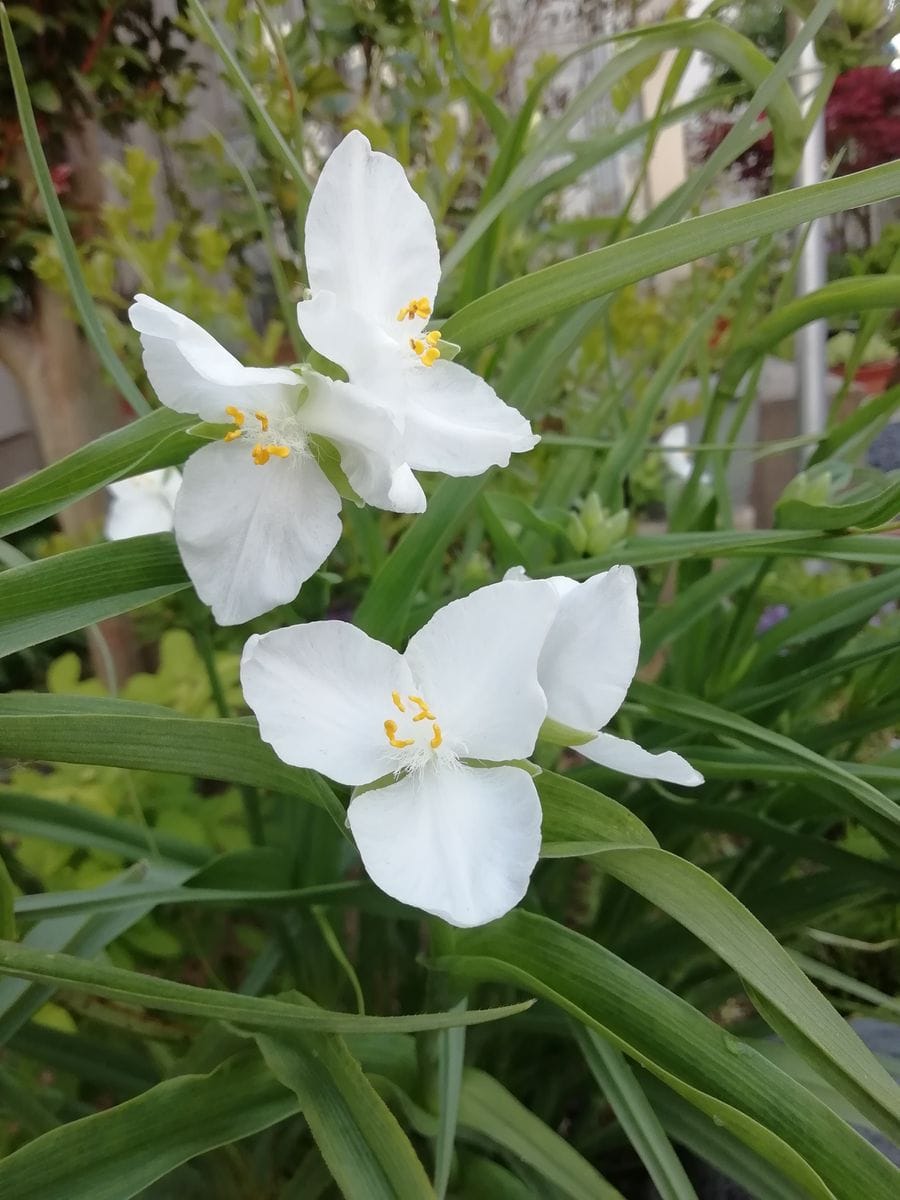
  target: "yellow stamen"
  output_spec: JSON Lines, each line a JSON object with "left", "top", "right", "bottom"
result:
{"left": 384, "top": 719, "right": 414, "bottom": 749}
{"left": 430, "top": 723, "right": 443, "bottom": 749}
{"left": 397, "top": 296, "right": 432, "bottom": 322}
{"left": 421, "top": 348, "right": 440, "bottom": 367}
{"left": 410, "top": 337, "right": 425, "bottom": 355}
{"left": 426, "top": 330, "right": 442, "bottom": 345}
{"left": 224, "top": 429, "right": 242, "bottom": 442}
{"left": 252, "top": 444, "right": 270, "bottom": 466}
{"left": 266, "top": 444, "right": 290, "bottom": 458}
{"left": 225, "top": 405, "right": 245, "bottom": 426}
{"left": 254, "top": 410, "right": 269, "bottom": 432}
{"left": 409, "top": 695, "right": 436, "bottom": 721}
{"left": 391, "top": 691, "right": 405, "bottom": 712}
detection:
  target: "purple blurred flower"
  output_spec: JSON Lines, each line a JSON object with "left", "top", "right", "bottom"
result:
{"left": 756, "top": 604, "right": 790, "bottom": 635}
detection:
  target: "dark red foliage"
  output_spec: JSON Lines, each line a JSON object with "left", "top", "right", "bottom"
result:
{"left": 696, "top": 66, "right": 900, "bottom": 185}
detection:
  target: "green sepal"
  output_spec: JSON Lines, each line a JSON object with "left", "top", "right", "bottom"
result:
{"left": 307, "top": 436, "right": 364, "bottom": 507}
{"left": 538, "top": 717, "right": 596, "bottom": 748}
{"left": 436, "top": 338, "right": 461, "bottom": 362}
{"left": 187, "top": 421, "right": 232, "bottom": 441}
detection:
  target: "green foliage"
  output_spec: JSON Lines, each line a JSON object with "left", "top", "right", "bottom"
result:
{"left": 1, "top": 1, "right": 899, "bottom": 1198}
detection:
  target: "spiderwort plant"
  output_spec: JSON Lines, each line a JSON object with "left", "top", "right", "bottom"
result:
{"left": 241, "top": 579, "right": 559, "bottom": 927}
{"left": 296, "top": 130, "right": 539, "bottom": 477}
{"left": 127, "top": 134, "right": 537, "bottom": 625}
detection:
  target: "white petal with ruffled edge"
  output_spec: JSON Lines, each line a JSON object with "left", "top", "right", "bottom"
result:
{"left": 576, "top": 732, "right": 703, "bottom": 787}
{"left": 404, "top": 580, "right": 557, "bottom": 762}
{"left": 129, "top": 295, "right": 299, "bottom": 422}
{"left": 300, "top": 374, "right": 425, "bottom": 513}
{"left": 241, "top": 621, "right": 414, "bottom": 786}
{"left": 395, "top": 358, "right": 539, "bottom": 475}
{"left": 538, "top": 566, "right": 640, "bottom": 732}
{"left": 347, "top": 763, "right": 541, "bottom": 927}
{"left": 303, "top": 130, "right": 440, "bottom": 339}
{"left": 174, "top": 441, "right": 341, "bottom": 625}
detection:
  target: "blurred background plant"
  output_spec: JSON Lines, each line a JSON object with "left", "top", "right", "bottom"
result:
{"left": 1, "top": 1, "right": 900, "bottom": 1197}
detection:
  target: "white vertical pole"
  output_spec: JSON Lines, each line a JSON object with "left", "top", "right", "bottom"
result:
{"left": 795, "top": 39, "right": 828, "bottom": 439}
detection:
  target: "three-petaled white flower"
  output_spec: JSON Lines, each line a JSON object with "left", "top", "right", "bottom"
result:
{"left": 105, "top": 468, "right": 181, "bottom": 541}
{"left": 240, "top": 580, "right": 558, "bottom": 927}
{"left": 296, "top": 130, "right": 538, "bottom": 477}
{"left": 129, "top": 295, "right": 422, "bottom": 626}
{"left": 508, "top": 565, "right": 703, "bottom": 786}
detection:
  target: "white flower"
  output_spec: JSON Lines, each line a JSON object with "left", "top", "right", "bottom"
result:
{"left": 296, "top": 130, "right": 538, "bottom": 477}
{"left": 506, "top": 565, "right": 703, "bottom": 787}
{"left": 129, "top": 295, "right": 423, "bottom": 626}
{"left": 240, "top": 580, "right": 559, "bottom": 927}
{"left": 105, "top": 468, "right": 181, "bottom": 540}
{"left": 659, "top": 423, "right": 710, "bottom": 485}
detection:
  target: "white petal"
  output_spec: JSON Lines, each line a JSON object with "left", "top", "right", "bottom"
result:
{"left": 296, "top": 291, "right": 393, "bottom": 378}
{"left": 129, "top": 294, "right": 299, "bottom": 422}
{"left": 539, "top": 566, "right": 640, "bottom": 732}
{"left": 174, "top": 441, "right": 341, "bottom": 625}
{"left": 105, "top": 469, "right": 180, "bottom": 540}
{"left": 348, "top": 764, "right": 541, "bottom": 926}
{"left": 305, "top": 131, "right": 440, "bottom": 337}
{"left": 394, "top": 358, "right": 538, "bottom": 475}
{"left": 404, "top": 580, "right": 557, "bottom": 761}
{"left": 576, "top": 732, "right": 704, "bottom": 787}
{"left": 299, "top": 373, "right": 424, "bottom": 512}
{"left": 241, "top": 622, "right": 413, "bottom": 786}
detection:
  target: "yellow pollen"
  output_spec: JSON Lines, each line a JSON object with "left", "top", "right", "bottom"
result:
{"left": 225, "top": 405, "right": 245, "bottom": 427}
{"left": 391, "top": 691, "right": 405, "bottom": 712}
{"left": 397, "top": 296, "right": 432, "bottom": 322}
{"left": 430, "top": 723, "right": 442, "bottom": 749}
{"left": 254, "top": 410, "right": 269, "bottom": 432}
{"left": 409, "top": 329, "right": 442, "bottom": 367}
{"left": 252, "top": 443, "right": 291, "bottom": 465}
{"left": 408, "top": 695, "right": 436, "bottom": 721}
{"left": 384, "top": 719, "right": 414, "bottom": 749}
{"left": 223, "top": 429, "right": 242, "bottom": 442}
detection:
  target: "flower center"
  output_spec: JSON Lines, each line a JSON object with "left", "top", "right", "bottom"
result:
{"left": 222, "top": 406, "right": 302, "bottom": 465}
{"left": 409, "top": 330, "right": 442, "bottom": 367}
{"left": 396, "top": 296, "right": 431, "bottom": 322}
{"left": 383, "top": 689, "right": 445, "bottom": 771}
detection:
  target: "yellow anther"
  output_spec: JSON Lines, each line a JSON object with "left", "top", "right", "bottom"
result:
{"left": 254, "top": 410, "right": 269, "bottom": 432}
{"left": 384, "top": 719, "right": 414, "bottom": 749}
{"left": 252, "top": 444, "right": 270, "bottom": 466}
{"left": 391, "top": 691, "right": 406, "bottom": 712}
{"left": 266, "top": 444, "right": 290, "bottom": 459}
{"left": 421, "top": 346, "right": 440, "bottom": 367}
{"left": 430, "top": 723, "right": 443, "bottom": 749}
{"left": 397, "top": 296, "right": 432, "bottom": 322}
{"left": 409, "top": 695, "right": 436, "bottom": 721}
{"left": 410, "top": 337, "right": 425, "bottom": 355}
{"left": 225, "top": 405, "right": 245, "bottom": 427}
{"left": 426, "top": 330, "right": 442, "bottom": 345}
{"left": 224, "top": 429, "right": 242, "bottom": 442}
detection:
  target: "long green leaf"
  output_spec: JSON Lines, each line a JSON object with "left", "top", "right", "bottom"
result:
{"left": 435, "top": 912, "right": 899, "bottom": 1200}
{"left": 0, "top": 535, "right": 190, "bottom": 658}
{"left": 256, "top": 1030, "right": 435, "bottom": 1198}
{"left": 0, "top": 939, "right": 532, "bottom": 1035}
{"left": 443, "top": 163, "right": 900, "bottom": 353}
{"left": 0, "top": 1052, "right": 299, "bottom": 1200}
{"left": 458, "top": 1067, "right": 625, "bottom": 1199}
{"left": 0, "top": 693, "right": 340, "bottom": 820}
{"left": 573, "top": 1027, "right": 698, "bottom": 1200}
{"left": 0, "top": 408, "right": 195, "bottom": 538}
